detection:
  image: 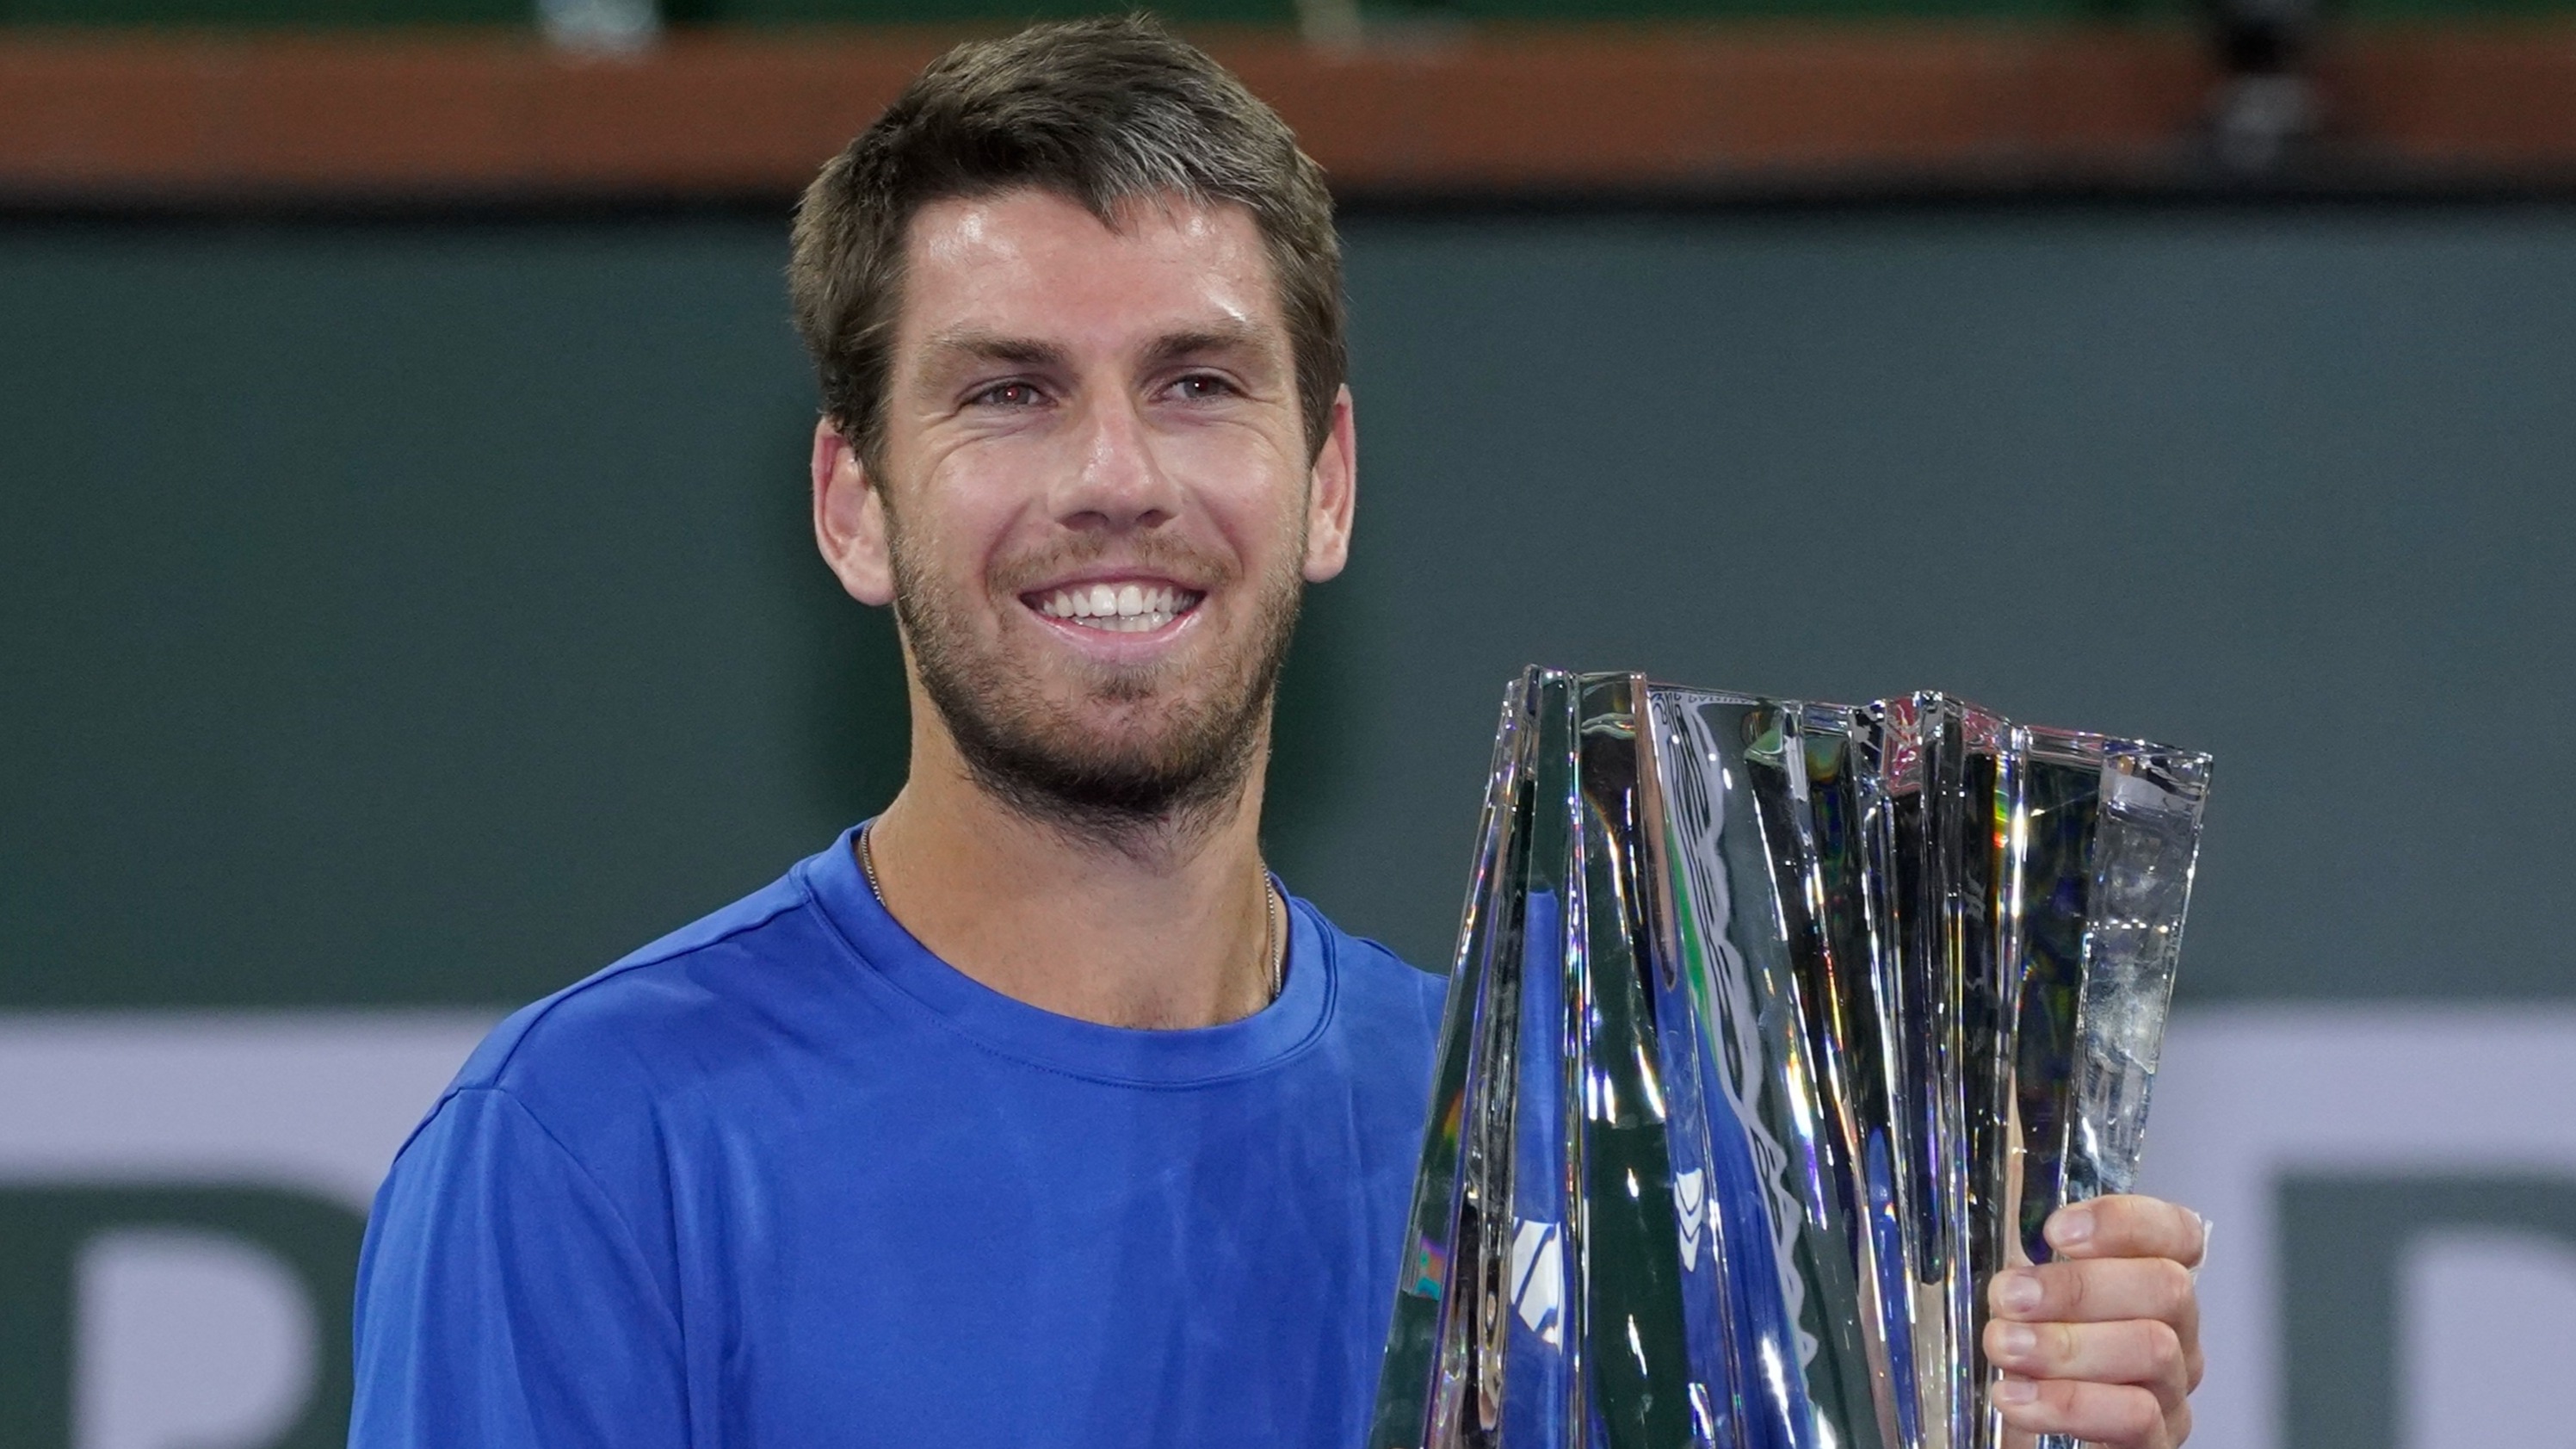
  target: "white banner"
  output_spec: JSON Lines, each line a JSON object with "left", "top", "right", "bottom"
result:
{"left": 2139, "top": 1005, "right": 2576, "bottom": 1449}
{"left": 3, "top": 1005, "right": 2573, "bottom": 1449}
{"left": 0, "top": 1012, "right": 496, "bottom": 1449}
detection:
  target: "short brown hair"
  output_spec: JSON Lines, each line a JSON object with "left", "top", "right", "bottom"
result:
{"left": 788, "top": 15, "right": 1346, "bottom": 471}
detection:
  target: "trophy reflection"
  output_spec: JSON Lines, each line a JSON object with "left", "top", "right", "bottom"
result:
{"left": 1370, "top": 670, "right": 2211, "bottom": 1449}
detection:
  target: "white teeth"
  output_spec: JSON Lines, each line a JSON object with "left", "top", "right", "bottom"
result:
{"left": 1033, "top": 583, "right": 1200, "bottom": 632}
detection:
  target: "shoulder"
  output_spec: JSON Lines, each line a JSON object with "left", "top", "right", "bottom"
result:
{"left": 428, "top": 858, "right": 845, "bottom": 1144}
{"left": 1302, "top": 898, "right": 1451, "bottom": 1052}
{"left": 368, "top": 854, "right": 859, "bottom": 1285}
{"left": 1293, "top": 899, "right": 1453, "bottom": 1174}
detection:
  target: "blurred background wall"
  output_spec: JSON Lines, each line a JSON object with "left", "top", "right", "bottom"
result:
{"left": 3, "top": 1, "right": 2573, "bottom": 1446}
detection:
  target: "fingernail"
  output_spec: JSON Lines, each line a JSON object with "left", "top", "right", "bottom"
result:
{"left": 1995, "top": 1377, "right": 2038, "bottom": 1404}
{"left": 2051, "top": 1204, "right": 2096, "bottom": 1248}
{"left": 1998, "top": 1324, "right": 2036, "bottom": 1358}
{"left": 1996, "top": 1270, "right": 2042, "bottom": 1314}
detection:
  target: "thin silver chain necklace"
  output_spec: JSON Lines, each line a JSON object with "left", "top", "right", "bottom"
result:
{"left": 856, "top": 823, "right": 1283, "bottom": 1008}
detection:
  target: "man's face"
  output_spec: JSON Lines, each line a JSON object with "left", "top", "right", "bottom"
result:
{"left": 814, "top": 188, "right": 1355, "bottom": 835}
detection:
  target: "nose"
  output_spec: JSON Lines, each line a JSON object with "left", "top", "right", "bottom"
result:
{"left": 1049, "top": 388, "right": 1179, "bottom": 535}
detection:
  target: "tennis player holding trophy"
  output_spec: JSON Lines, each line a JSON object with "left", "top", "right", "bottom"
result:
{"left": 349, "top": 21, "right": 2208, "bottom": 1449}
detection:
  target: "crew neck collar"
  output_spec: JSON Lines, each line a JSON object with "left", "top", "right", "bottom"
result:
{"left": 799, "top": 822, "right": 1336, "bottom": 1088}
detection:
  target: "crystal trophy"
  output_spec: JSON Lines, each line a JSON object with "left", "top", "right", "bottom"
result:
{"left": 1369, "top": 670, "right": 2212, "bottom": 1449}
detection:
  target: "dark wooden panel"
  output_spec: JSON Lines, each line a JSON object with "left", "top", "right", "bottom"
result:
{"left": 3, "top": 27, "right": 2573, "bottom": 200}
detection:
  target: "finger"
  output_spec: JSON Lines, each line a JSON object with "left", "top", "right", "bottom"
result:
{"left": 1985, "top": 1317, "right": 2192, "bottom": 1411}
{"left": 2048, "top": 1194, "right": 2207, "bottom": 1266}
{"left": 1990, "top": 1256, "right": 2198, "bottom": 1328}
{"left": 1994, "top": 1376, "right": 2187, "bottom": 1449}
{"left": 1990, "top": 1260, "right": 2204, "bottom": 1394}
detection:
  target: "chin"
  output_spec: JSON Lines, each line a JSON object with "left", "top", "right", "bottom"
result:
{"left": 1041, "top": 709, "right": 1207, "bottom": 771}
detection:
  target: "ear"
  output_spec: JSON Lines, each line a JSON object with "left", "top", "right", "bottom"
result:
{"left": 1300, "top": 385, "right": 1357, "bottom": 584}
{"left": 812, "top": 417, "right": 896, "bottom": 608}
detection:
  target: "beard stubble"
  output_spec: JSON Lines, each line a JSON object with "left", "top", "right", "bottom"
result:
{"left": 886, "top": 523, "right": 1305, "bottom": 851}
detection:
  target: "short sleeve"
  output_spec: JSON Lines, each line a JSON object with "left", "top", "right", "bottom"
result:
{"left": 349, "top": 1087, "right": 689, "bottom": 1449}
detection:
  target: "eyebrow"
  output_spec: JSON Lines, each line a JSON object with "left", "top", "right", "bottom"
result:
{"left": 914, "top": 319, "right": 1283, "bottom": 382}
{"left": 917, "top": 328, "right": 1072, "bottom": 374}
{"left": 1141, "top": 320, "right": 1278, "bottom": 371}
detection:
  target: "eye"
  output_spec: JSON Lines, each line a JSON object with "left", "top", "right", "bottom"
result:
{"left": 1165, "top": 373, "right": 1239, "bottom": 402}
{"left": 968, "top": 381, "right": 1047, "bottom": 408}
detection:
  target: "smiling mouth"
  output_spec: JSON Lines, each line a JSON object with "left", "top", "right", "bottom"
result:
{"left": 1029, "top": 581, "right": 1206, "bottom": 635}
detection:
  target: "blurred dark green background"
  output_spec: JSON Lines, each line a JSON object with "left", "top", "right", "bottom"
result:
{"left": 5, "top": 203, "right": 2572, "bottom": 1011}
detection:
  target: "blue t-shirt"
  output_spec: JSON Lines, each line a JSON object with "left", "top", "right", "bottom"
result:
{"left": 349, "top": 826, "right": 1449, "bottom": 1448}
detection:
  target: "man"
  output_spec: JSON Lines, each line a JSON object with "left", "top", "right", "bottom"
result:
{"left": 349, "top": 16, "right": 2206, "bottom": 1448}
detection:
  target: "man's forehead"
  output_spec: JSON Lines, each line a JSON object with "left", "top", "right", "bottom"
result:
{"left": 896, "top": 187, "right": 1288, "bottom": 356}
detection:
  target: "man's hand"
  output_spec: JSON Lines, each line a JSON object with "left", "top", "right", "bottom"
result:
{"left": 1984, "top": 1193, "right": 2208, "bottom": 1449}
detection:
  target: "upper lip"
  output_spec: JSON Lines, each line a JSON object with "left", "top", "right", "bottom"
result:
{"left": 1019, "top": 569, "right": 1206, "bottom": 596}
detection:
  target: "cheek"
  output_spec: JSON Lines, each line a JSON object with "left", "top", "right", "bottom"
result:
{"left": 909, "top": 458, "right": 1044, "bottom": 591}
{"left": 1161, "top": 431, "right": 1309, "bottom": 564}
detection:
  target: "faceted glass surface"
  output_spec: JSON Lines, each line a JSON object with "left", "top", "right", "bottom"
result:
{"left": 1370, "top": 670, "right": 2212, "bottom": 1449}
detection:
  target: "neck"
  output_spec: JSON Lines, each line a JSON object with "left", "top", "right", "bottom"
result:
{"left": 862, "top": 705, "right": 1279, "bottom": 1030}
